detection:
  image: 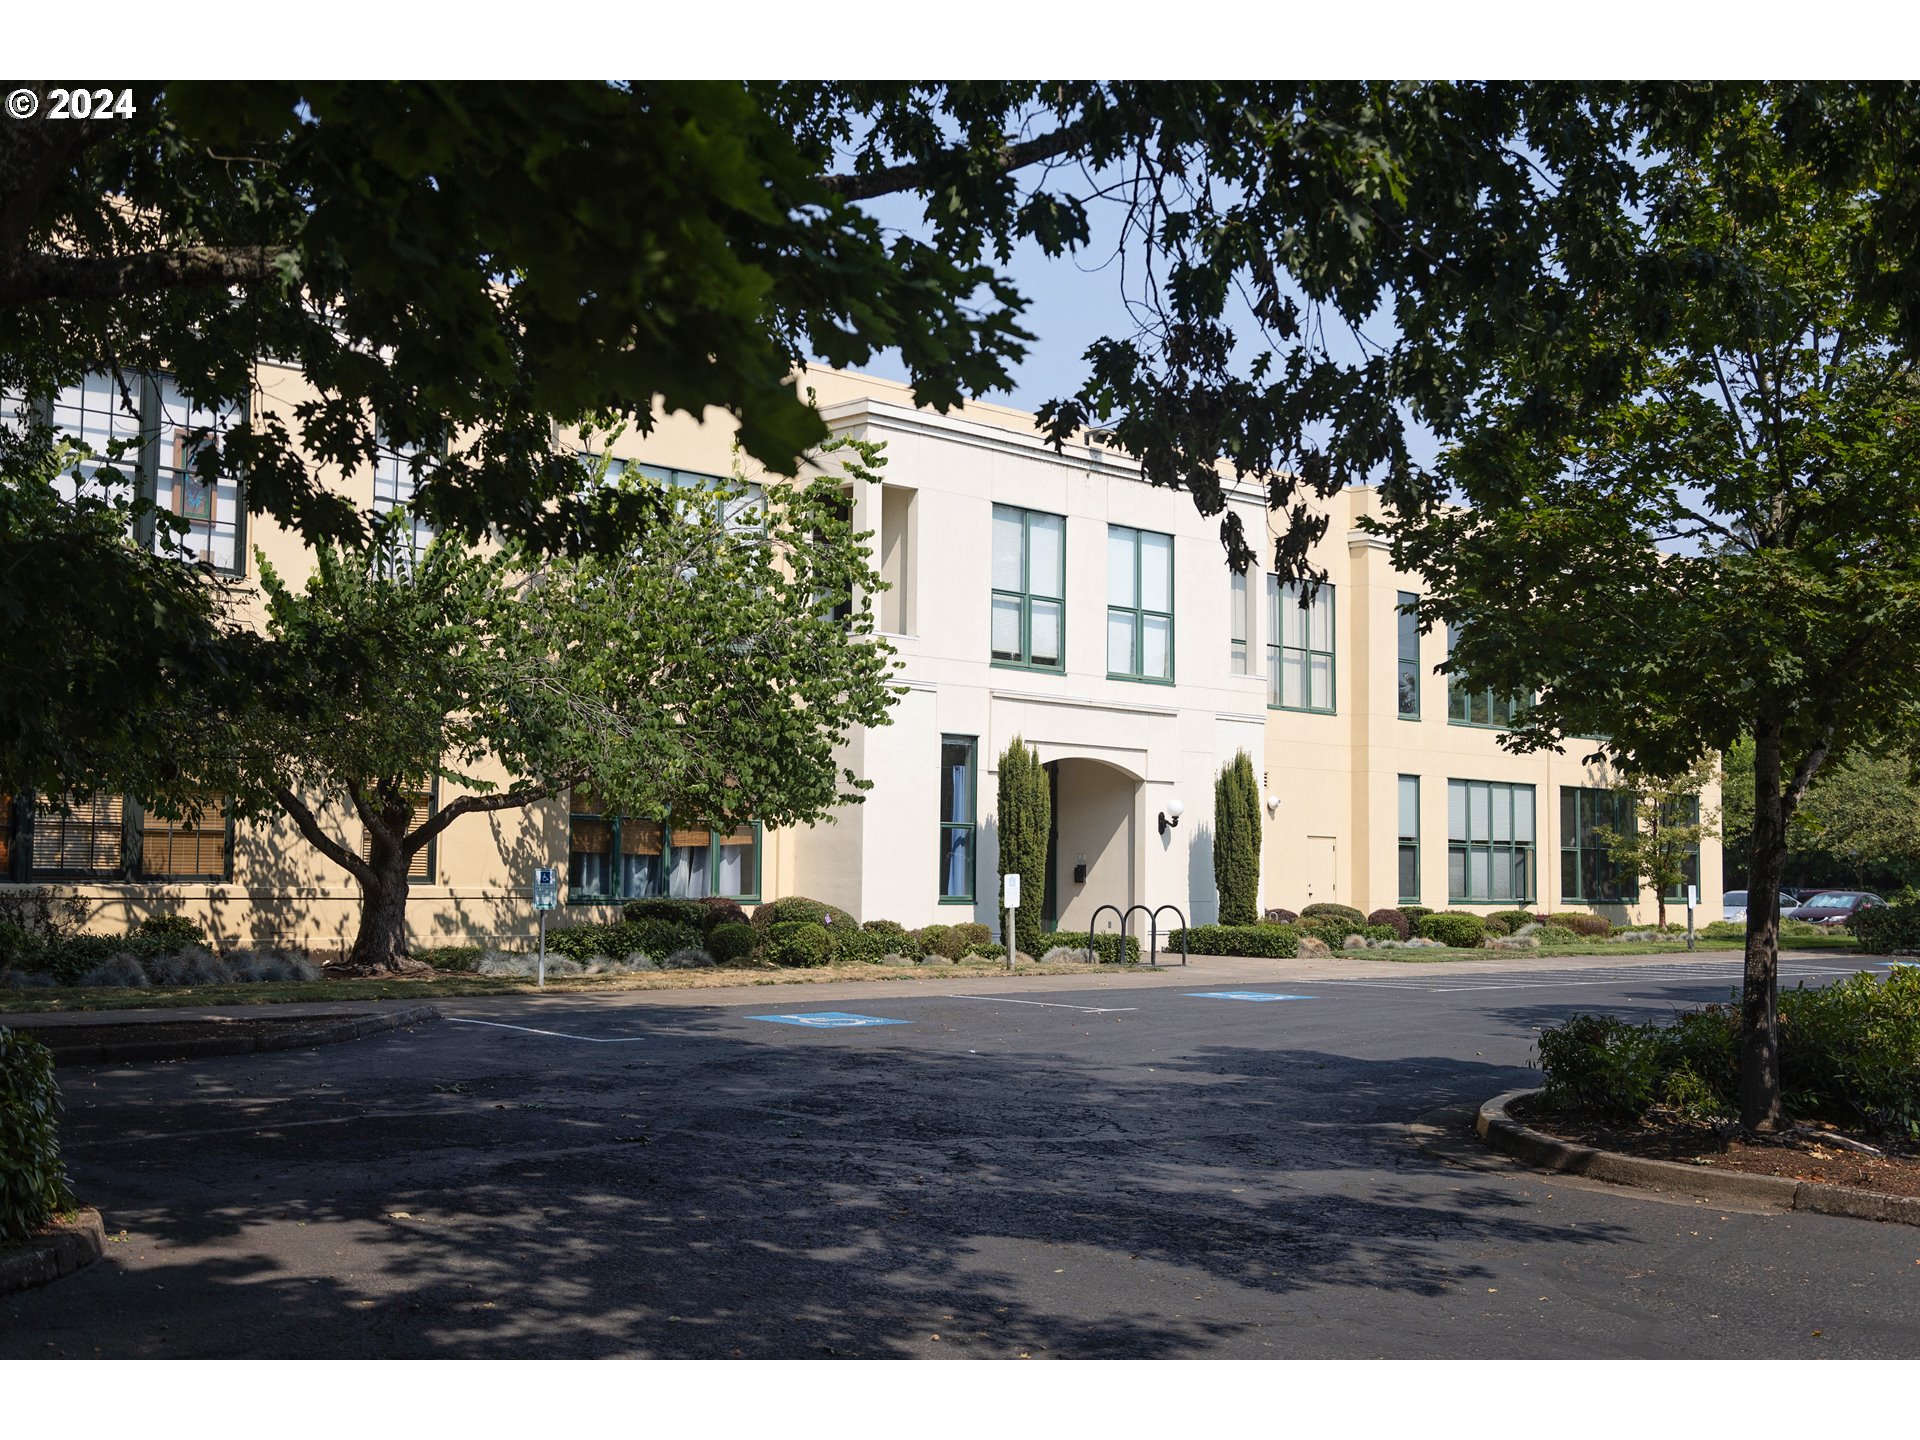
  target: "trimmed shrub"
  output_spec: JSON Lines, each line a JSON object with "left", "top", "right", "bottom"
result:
{"left": 622, "top": 899, "right": 711, "bottom": 931}
{"left": 1263, "top": 908, "right": 1299, "bottom": 925}
{"left": 706, "top": 923, "right": 758, "bottom": 964}
{"left": 136, "top": 914, "right": 207, "bottom": 950}
{"left": 1398, "top": 906, "right": 1434, "bottom": 929}
{"left": 967, "top": 942, "right": 1008, "bottom": 961}
{"left": 750, "top": 896, "right": 856, "bottom": 935}
{"left": 830, "top": 929, "right": 895, "bottom": 965}
{"left": 1366, "top": 908, "right": 1411, "bottom": 940}
{"left": 764, "top": 921, "right": 831, "bottom": 968}
{"left": 997, "top": 735, "right": 1051, "bottom": 960}
{"left": 1535, "top": 924, "right": 1578, "bottom": 945}
{"left": 0, "top": 1028, "right": 74, "bottom": 1244}
{"left": 1169, "top": 924, "right": 1300, "bottom": 959}
{"left": 694, "top": 896, "right": 751, "bottom": 932}
{"left": 1361, "top": 924, "right": 1397, "bottom": 942}
{"left": 1487, "top": 910, "right": 1543, "bottom": 934}
{"left": 1213, "top": 751, "right": 1263, "bottom": 925}
{"left": 1300, "top": 902, "right": 1366, "bottom": 926}
{"left": 1041, "top": 930, "right": 1143, "bottom": 964}
{"left": 1481, "top": 916, "right": 1511, "bottom": 938}
{"left": 1418, "top": 912, "right": 1487, "bottom": 948}
{"left": 417, "top": 945, "right": 482, "bottom": 972}
{"left": 1849, "top": 902, "right": 1920, "bottom": 954}
{"left": 1548, "top": 911, "right": 1612, "bottom": 938}
{"left": 1537, "top": 1013, "right": 1669, "bottom": 1123}
{"left": 550, "top": 918, "right": 701, "bottom": 964}
{"left": 915, "top": 924, "right": 964, "bottom": 960}
{"left": 862, "top": 920, "right": 920, "bottom": 958}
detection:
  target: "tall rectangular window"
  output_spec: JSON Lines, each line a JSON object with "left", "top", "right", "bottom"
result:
{"left": 32, "top": 793, "right": 125, "bottom": 878}
{"left": 1268, "top": 578, "right": 1335, "bottom": 713}
{"left": 1106, "top": 525, "right": 1173, "bottom": 681}
{"left": 991, "top": 505, "right": 1065, "bottom": 670}
{"left": 48, "top": 372, "right": 143, "bottom": 501}
{"left": 1560, "top": 787, "right": 1635, "bottom": 903}
{"left": 1446, "top": 622, "right": 1523, "bottom": 728}
{"left": 151, "top": 376, "right": 245, "bottom": 573}
{"left": 360, "top": 785, "right": 437, "bottom": 882}
{"left": 1397, "top": 592, "right": 1421, "bottom": 719}
{"left": 1447, "top": 779, "right": 1536, "bottom": 903}
{"left": 1662, "top": 796, "right": 1703, "bottom": 903}
{"left": 939, "top": 736, "right": 977, "bottom": 903}
{"left": 1229, "top": 568, "right": 1250, "bottom": 674}
{"left": 566, "top": 792, "right": 759, "bottom": 904}
{"left": 140, "top": 791, "right": 232, "bottom": 881}
{"left": 1397, "top": 775, "right": 1421, "bottom": 904}
{"left": 372, "top": 436, "right": 437, "bottom": 564}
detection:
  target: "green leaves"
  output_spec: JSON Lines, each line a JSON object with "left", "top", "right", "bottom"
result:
{"left": 0, "top": 1028, "right": 74, "bottom": 1244}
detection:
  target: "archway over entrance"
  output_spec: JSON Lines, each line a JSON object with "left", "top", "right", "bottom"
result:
{"left": 1042, "top": 757, "right": 1140, "bottom": 935}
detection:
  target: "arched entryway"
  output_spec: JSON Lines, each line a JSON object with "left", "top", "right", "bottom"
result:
{"left": 1041, "top": 756, "right": 1141, "bottom": 934}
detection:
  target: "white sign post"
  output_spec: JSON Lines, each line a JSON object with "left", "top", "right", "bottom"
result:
{"left": 532, "top": 866, "right": 558, "bottom": 987}
{"left": 1003, "top": 873, "right": 1021, "bottom": 971}
{"left": 1686, "top": 883, "right": 1699, "bottom": 953}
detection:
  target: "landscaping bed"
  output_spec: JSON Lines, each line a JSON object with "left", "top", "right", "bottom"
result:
{"left": 1510, "top": 1093, "right": 1920, "bottom": 1198}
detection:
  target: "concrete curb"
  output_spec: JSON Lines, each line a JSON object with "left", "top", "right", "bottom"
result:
{"left": 1477, "top": 1088, "right": 1920, "bottom": 1226}
{"left": 29, "top": 1005, "right": 441, "bottom": 1066}
{"left": 0, "top": 1207, "right": 105, "bottom": 1294}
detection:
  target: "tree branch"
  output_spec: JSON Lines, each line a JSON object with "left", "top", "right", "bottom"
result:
{"left": 404, "top": 770, "right": 585, "bottom": 856}
{"left": 1782, "top": 724, "right": 1835, "bottom": 822}
{"left": 0, "top": 243, "right": 291, "bottom": 306}
{"left": 273, "top": 787, "right": 376, "bottom": 888}
{"left": 817, "top": 121, "right": 1090, "bottom": 203}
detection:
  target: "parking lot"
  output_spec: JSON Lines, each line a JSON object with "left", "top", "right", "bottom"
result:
{"left": 5, "top": 952, "right": 1918, "bottom": 1359}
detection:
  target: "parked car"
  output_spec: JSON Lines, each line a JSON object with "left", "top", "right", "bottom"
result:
{"left": 1784, "top": 891, "right": 1887, "bottom": 928}
{"left": 1720, "top": 890, "right": 1801, "bottom": 924}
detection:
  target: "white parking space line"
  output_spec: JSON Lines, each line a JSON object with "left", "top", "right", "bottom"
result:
{"left": 942, "top": 995, "right": 1138, "bottom": 1014}
{"left": 1310, "top": 962, "right": 1862, "bottom": 994}
{"left": 447, "top": 1017, "right": 650, "bottom": 1043}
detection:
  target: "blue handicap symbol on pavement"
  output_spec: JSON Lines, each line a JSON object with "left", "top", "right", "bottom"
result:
{"left": 749, "top": 1012, "right": 910, "bottom": 1029}
{"left": 1185, "top": 991, "right": 1315, "bottom": 1003}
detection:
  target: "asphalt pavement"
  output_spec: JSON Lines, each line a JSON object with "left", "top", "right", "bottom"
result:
{"left": 5, "top": 951, "right": 1917, "bottom": 1359}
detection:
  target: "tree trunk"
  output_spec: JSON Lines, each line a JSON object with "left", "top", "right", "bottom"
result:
{"left": 342, "top": 846, "right": 426, "bottom": 975}
{"left": 1740, "top": 721, "right": 1789, "bottom": 1133}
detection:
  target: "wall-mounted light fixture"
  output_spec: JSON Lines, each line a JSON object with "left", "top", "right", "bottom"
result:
{"left": 1158, "top": 797, "right": 1184, "bottom": 836}
{"left": 1265, "top": 793, "right": 1281, "bottom": 815}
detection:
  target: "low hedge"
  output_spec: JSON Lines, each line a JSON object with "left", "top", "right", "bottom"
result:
{"left": 1299, "top": 902, "right": 1365, "bottom": 926}
{"left": 1418, "top": 912, "right": 1487, "bottom": 948}
{"left": 1398, "top": 906, "right": 1434, "bottom": 928}
{"left": 752, "top": 896, "right": 857, "bottom": 936}
{"left": 915, "top": 921, "right": 993, "bottom": 961}
{"left": 1547, "top": 911, "right": 1612, "bottom": 937}
{"left": 1041, "top": 930, "right": 1142, "bottom": 964}
{"left": 706, "top": 922, "right": 758, "bottom": 964}
{"left": 764, "top": 921, "right": 831, "bottom": 968}
{"left": 1482, "top": 916, "right": 1512, "bottom": 938}
{"left": 1488, "top": 909, "right": 1544, "bottom": 933}
{"left": 1538, "top": 966, "right": 1920, "bottom": 1133}
{"left": 548, "top": 917, "right": 702, "bottom": 963}
{"left": 1169, "top": 924, "right": 1301, "bottom": 959}
{"left": 861, "top": 920, "right": 922, "bottom": 958}
{"left": 1366, "top": 908, "right": 1411, "bottom": 940}
{"left": 622, "top": 897, "right": 750, "bottom": 935}
{"left": 1850, "top": 901, "right": 1920, "bottom": 954}
{"left": 0, "top": 1027, "right": 74, "bottom": 1244}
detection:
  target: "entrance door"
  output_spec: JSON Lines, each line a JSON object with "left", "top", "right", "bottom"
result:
{"left": 1305, "top": 835, "right": 1338, "bottom": 906}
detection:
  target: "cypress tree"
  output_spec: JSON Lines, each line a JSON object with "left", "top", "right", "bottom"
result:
{"left": 1213, "top": 750, "right": 1262, "bottom": 925}
{"left": 996, "top": 735, "right": 1051, "bottom": 958}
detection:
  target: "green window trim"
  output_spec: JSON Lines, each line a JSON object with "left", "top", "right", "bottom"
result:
{"left": 1660, "top": 795, "right": 1703, "bottom": 903}
{"left": 990, "top": 504, "right": 1066, "bottom": 672}
{"left": 1268, "top": 577, "right": 1336, "bottom": 714}
{"left": 1560, "top": 786, "right": 1637, "bottom": 903}
{"left": 1447, "top": 778, "right": 1537, "bottom": 904}
{"left": 1445, "top": 622, "right": 1527, "bottom": 730}
{"left": 1396, "top": 591, "right": 1421, "bottom": 720}
{"left": 1228, "top": 567, "right": 1251, "bottom": 675}
{"left": 1105, "top": 524, "right": 1175, "bottom": 684}
{"left": 565, "top": 799, "right": 762, "bottom": 906}
{"left": 1397, "top": 774, "right": 1421, "bottom": 905}
{"left": 939, "top": 734, "right": 978, "bottom": 904}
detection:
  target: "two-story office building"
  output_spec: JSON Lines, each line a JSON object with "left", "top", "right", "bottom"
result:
{"left": 2, "top": 363, "right": 1716, "bottom": 953}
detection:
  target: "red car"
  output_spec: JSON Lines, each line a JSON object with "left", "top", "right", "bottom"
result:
{"left": 1784, "top": 891, "right": 1887, "bottom": 928}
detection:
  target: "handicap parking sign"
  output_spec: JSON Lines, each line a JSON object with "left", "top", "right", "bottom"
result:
{"left": 749, "top": 1012, "right": 911, "bottom": 1029}
{"left": 1185, "top": 991, "right": 1315, "bottom": 1003}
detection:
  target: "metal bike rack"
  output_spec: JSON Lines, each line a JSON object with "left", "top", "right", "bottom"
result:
{"left": 1152, "top": 904, "right": 1189, "bottom": 966}
{"left": 1087, "top": 902, "right": 1126, "bottom": 965}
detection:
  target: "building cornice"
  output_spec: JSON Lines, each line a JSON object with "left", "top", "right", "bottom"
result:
{"left": 990, "top": 687, "right": 1179, "bottom": 720}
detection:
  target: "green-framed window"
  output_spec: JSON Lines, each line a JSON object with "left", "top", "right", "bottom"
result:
{"left": 139, "top": 790, "right": 234, "bottom": 882}
{"left": 1661, "top": 795, "right": 1703, "bottom": 903}
{"left": 1268, "top": 577, "right": 1335, "bottom": 713}
{"left": 372, "top": 435, "right": 439, "bottom": 564}
{"left": 1447, "top": 779, "right": 1536, "bottom": 903}
{"left": 566, "top": 793, "right": 760, "bottom": 904}
{"left": 30, "top": 792, "right": 126, "bottom": 879}
{"left": 939, "top": 735, "right": 977, "bottom": 903}
{"left": 1106, "top": 525, "right": 1173, "bottom": 682}
{"left": 1398, "top": 775, "right": 1421, "bottom": 904}
{"left": 991, "top": 504, "right": 1065, "bottom": 670}
{"left": 1446, "top": 623, "right": 1524, "bottom": 728}
{"left": 1229, "top": 568, "right": 1251, "bottom": 674}
{"left": 1397, "top": 592, "right": 1421, "bottom": 719}
{"left": 1560, "top": 786, "right": 1635, "bottom": 903}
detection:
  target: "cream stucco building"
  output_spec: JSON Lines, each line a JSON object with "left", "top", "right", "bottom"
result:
{"left": 2, "top": 363, "right": 1719, "bottom": 953}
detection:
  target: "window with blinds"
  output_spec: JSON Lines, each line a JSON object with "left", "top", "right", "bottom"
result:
{"left": 566, "top": 790, "right": 760, "bottom": 903}
{"left": 360, "top": 789, "right": 435, "bottom": 881}
{"left": 140, "top": 792, "right": 231, "bottom": 880}
{"left": 32, "top": 793, "right": 125, "bottom": 877}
